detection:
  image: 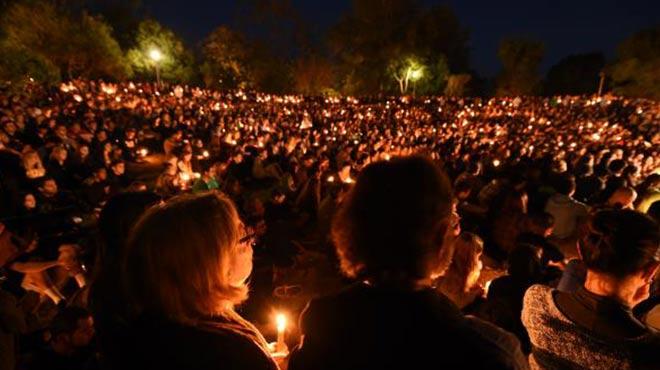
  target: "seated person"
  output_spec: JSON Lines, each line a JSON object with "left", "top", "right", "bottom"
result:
{"left": 289, "top": 156, "right": 528, "bottom": 370}
{"left": 523, "top": 209, "right": 660, "bottom": 370}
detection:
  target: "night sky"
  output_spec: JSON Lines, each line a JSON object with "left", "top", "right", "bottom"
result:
{"left": 142, "top": 0, "right": 659, "bottom": 77}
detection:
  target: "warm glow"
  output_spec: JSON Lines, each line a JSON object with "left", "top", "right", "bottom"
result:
{"left": 149, "top": 48, "right": 162, "bottom": 62}
{"left": 202, "top": 150, "right": 210, "bottom": 158}
{"left": 493, "top": 159, "right": 501, "bottom": 167}
{"left": 327, "top": 175, "right": 335, "bottom": 183}
{"left": 276, "top": 313, "right": 287, "bottom": 334}
{"left": 180, "top": 173, "right": 191, "bottom": 182}
{"left": 139, "top": 148, "right": 148, "bottom": 157}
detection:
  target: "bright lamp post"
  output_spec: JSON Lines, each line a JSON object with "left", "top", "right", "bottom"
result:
{"left": 149, "top": 48, "right": 163, "bottom": 87}
{"left": 409, "top": 67, "right": 423, "bottom": 96}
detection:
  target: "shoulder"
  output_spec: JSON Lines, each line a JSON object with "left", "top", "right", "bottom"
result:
{"left": 463, "top": 316, "right": 530, "bottom": 370}
{"left": 522, "top": 284, "right": 558, "bottom": 326}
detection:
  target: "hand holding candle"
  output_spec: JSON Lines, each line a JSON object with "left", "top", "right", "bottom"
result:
{"left": 268, "top": 312, "right": 289, "bottom": 358}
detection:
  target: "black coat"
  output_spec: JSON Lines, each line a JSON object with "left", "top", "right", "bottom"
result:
{"left": 289, "top": 283, "right": 529, "bottom": 370}
{"left": 102, "top": 314, "right": 278, "bottom": 370}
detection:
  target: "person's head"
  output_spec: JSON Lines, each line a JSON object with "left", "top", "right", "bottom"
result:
{"left": 78, "top": 145, "right": 89, "bottom": 158}
{"left": 23, "top": 193, "right": 36, "bottom": 210}
{"left": 96, "top": 167, "right": 107, "bottom": 181}
{"left": 55, "top": 125, "right": 67, "bottom": 139}
{"left": 111, "top": 161, "right": 125, "bottom": 176}
{"left": 445, "top": 233, "right": 484, "bottom": 292}
{"left": 554, "top": 173, "right": 576, "bottom": 197}
{"left": 608, "top": 159, "right": 626, "bottom": 176}
{"left": 526, "top": 212, "right": 555, "bottom": 237}
{"left": 607, "top": 187, "right": 637, "bottom": 209}
{"left": 39, "top": 178, "right": 58, "bottom": 197}
{"left": 96, "top": 130, "right": 107, "bottom": 142}
{"left": 507, "top": 244, "right": 543, "bottom": 282}
{"left": 331, "top": 156, "right": 453, "bottom": 282}
{"left": 123, "top": 192, "right": 253, "bottom": 322}
{"left": 579, "top": 209, "right": 660, "bottom": 306}
{"left": 50, "top": 145, "right": 67, "bottom": 163}
{"left": 49, "top": 307, "right": 94, "bottom": 356}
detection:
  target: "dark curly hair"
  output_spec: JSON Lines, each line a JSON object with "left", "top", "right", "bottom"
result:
{"left": 331, "top": 156, "right": 453, "bottom": 280}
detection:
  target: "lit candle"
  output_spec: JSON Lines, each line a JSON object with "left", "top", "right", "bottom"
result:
{"left": 327, "top": 175, "right": 335, "bottom": 183}
{"left": 276, "top": 313, "right": 287, "bottom": 350}
{"left": 493, "top": 159, "right": 501, "bottom": 167}
{"left": 202, "top": 150, "right": 210, "bottom": 158}
{"left": 139, "top": 148, "right": 148, "bottom": 157}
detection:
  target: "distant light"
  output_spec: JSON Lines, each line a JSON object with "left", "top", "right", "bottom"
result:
{"left": 149, "top": 49, "right": 162, "bottom": 62}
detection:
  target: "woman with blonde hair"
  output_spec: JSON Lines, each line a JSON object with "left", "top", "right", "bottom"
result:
{"left": 109, "top": 191, "right": 278, "bottom": 370}
{"left": 436, "top": 232, "right": 485, "bottom": 309}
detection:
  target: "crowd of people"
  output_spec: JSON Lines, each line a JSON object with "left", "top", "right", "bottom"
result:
{"left": 0, "top": 79, "right": 659, "bottom": 369}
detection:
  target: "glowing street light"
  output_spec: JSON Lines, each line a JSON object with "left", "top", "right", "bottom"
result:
{"left": 149, "top": 48, "right": 163, "bottom": 87}
{"left": 409, "top": 68, "right": 423, "bottom": 81}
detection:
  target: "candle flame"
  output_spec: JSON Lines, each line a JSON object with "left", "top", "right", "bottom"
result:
{"left": 276, "top": 314, "right": 287, "bottom": 333}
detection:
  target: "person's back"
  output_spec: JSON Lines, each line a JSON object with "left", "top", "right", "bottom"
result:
{"left": 291, "top": 283, "right": 525, "bottom": 370}
{"left": 523, "top": 284, "right": 660, "bottom": 370}
{"left": 115, "top": 313, "right": 276, "bottom": 370}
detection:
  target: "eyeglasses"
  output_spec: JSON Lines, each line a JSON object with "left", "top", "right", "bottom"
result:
{"left": 239, "top": 232, "right": 257, "bottom": 247}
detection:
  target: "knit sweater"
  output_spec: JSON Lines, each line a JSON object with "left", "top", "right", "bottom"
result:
{"left": 522, "top": 285, "right": 660, "bottom": 370}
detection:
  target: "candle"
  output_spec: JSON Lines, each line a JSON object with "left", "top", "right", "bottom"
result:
{"left": 139, "top": 148, "right": 148, "bottom": 157}
{"left": 327, "top": 175, "right": 335, "bottom": 183}
{"left": 276, "top": 313, "right": 287, "bottom": 350}
{"left": 493, "top": 159, "right": 501, "bottom": 167}
{"left": 202, "top": 150, "right": 210, "bottom": 158}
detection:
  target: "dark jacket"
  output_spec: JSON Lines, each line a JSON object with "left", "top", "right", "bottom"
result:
{"left": 102, "top": 314, "right": 278, "bottom": 370}
{"left": 289, "top": 283, "right": 529, "bottom": 370}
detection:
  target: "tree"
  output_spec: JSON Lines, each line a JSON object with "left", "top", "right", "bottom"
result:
{"left": 201, "top": 26, "right": 252, "bottom": 89}
{"left": 0, "top": 1, "right": 130, "bottom": 84}
{"left": 292, "top": 55, "right": 335, "bottom": 95}
{"left": 444, "top": 74, "right": 471, "bottom": 97}
{"left": 544, "top": 53, "right": 605, "bottom": 95}
{"left": 126, "top": 19, "right": 195, "bottom": 83}
{"left": 496, "top": 38, "right": 544, "bottom": 96}
{"left": 328, "top": 0, "right": 469, "bottom": 95}
{"left": 609, "top": 26, "right": 660, "bottom": 99}
{"left": 388, "top": 56, "right": 426, "bottom": 94}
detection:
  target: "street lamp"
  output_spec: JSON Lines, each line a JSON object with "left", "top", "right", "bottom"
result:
{"left": 409, "top": 67, "right": 423, "bottom": 96}
{"left": 149, "top": 48, "right": 163, "bottom": 88}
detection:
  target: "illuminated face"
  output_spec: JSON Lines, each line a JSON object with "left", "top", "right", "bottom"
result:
{"left": 56, "top": 149, "right": 68, "bottom": 162}
{"left": 80, "top": 146, "right": 89, "bottom": 157}
{"left": 97, "top": 169, "right": 107, "bottom": 181}
{"left": 42, "top": 180, "right": 58, "bottom": 196}
{"left": 24, "top": 194, "right": 36, "bottom": 210}
{"left": 113, "top": 163, "right": 125, "bottom": 175}
{"left": 56, "top": 126, "right": 67, "bottom": 138}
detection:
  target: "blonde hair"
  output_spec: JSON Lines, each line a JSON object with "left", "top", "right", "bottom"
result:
{"left": 122, "top": 191, "right": 248, "bottom": 323}
{"left": 438, "top": 233, "right": 483, "bottom": 295}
